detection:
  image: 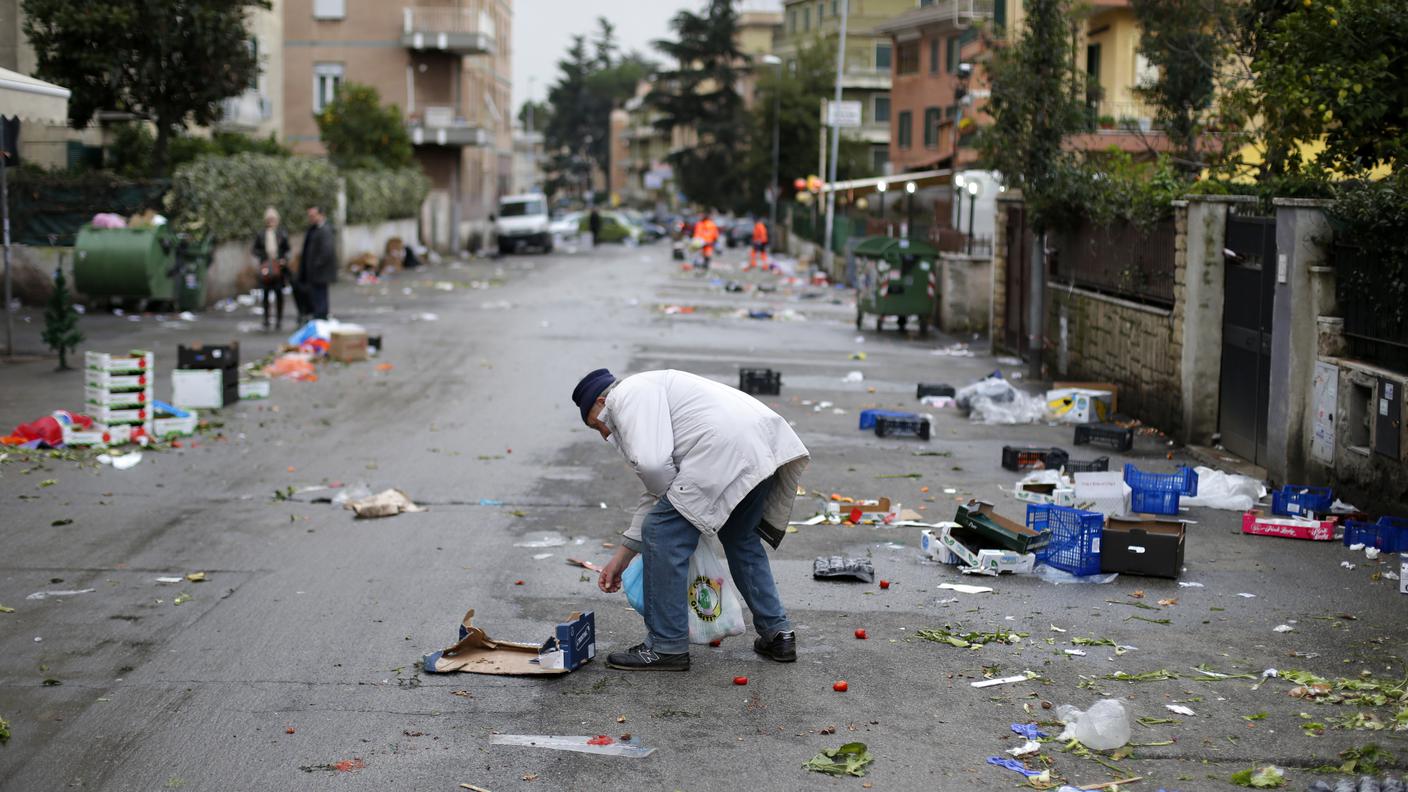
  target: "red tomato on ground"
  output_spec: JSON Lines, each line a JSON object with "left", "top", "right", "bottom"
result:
{"left": 833, "top": 681, "right": 849, "bottom": 692}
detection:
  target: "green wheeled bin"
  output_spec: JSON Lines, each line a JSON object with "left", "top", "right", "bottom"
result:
{"left": 173, "top": 234, "right": 213, "bottom": 312}
{"left": 73, "top": 224, "right": 178, "bottom": 302}
{"left": 854, "top": 236, "right": 941, "bottom": 334}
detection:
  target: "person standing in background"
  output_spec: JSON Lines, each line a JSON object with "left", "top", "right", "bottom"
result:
{"left": 747, "top": 218, "right": 769, "bottom": 271}
{"left": 589, "top": 208, "right": 602, "bottom": 248}
{"left": 299, "top": 205, "right": 336, "bottom": 321}
{"left": 252, "top": 207, "right": 291, "bottom": 331}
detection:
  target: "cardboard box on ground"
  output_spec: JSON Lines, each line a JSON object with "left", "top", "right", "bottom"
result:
{"left": 423, "top": 609, "right": 595, "bottom": 676}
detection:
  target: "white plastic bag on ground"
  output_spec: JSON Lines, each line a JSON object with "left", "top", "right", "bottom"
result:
{"left": 1179, "top": 466, "right": 1266, "bottom": 511}
{"left": 1056, "top": 699, "right": 1131, "bottom": 750}
{"left": 687, "top": 535, "right": 746, "bottom": 644}
{"left": 956, "top": 377, "right": 1048, "bottom": 425}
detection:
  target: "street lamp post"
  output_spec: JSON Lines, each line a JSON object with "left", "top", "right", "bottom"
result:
{"left": 904, "top": 180, "right": 916, "bottom": 239}
{"left": 761, "top": 55, "right": 783, "bottom": 250}
{"left": 876, "top": 181, "right": 887, "bottom": 237}
{"left": 965, "top": 179, "right": 982, "bottom": 254}
{"left": 954, "top": 173, "right": 966, "bottom": 245}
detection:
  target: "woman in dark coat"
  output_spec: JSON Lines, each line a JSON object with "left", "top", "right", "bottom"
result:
{"left": 252, "top": 206, "right": 292, "bottom": 330}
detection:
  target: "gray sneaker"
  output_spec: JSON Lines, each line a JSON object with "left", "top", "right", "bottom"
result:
{"left": 606, "top": 642, "right": 690, "bottom": 671}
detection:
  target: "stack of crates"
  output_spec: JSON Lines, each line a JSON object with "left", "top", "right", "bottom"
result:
{"left": 173, "top": 342, "right": 239, "bottom": 408}
{"left": 738, "top": 368, "right": 781, "bottom": 396}
{"left": 75, "top": 350, "right": 155, "bottom": 446}
{"left": 1269, "top": 485, "right": 1334, "bottom": 519}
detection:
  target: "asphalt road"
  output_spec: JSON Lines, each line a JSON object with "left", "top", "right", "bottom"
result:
{"left": 1, "top": 242, "right": 1405, "bottom": 791}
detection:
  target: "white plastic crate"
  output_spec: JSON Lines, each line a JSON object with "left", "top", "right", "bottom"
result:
{"left": 85, "top": 385, "right": 152, "bottom": 407}
{"left": 237, "top": 379, "right": 271, "bottom": 400}
{"left": 90, "top": 404, "right": 151, "bottom": 425}
{"left": 62, "top": 422, "right": 133, "bottom": 447}
{"left": 153, "top": 412, "right": 198, "bottom": 438}
{"left": 85, "top": 350, "right": 154, "bottom": 373}
{"left": 84, "top": 370, "right": 152, "bottom": 390}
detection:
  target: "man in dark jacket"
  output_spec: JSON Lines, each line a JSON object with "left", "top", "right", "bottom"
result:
{"left": 299, "top": 206, "right": 337, "bottom": 320}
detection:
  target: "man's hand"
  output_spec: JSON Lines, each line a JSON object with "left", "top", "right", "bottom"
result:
{"left": 598, "top": 545, "right": 639, "bottom": 594}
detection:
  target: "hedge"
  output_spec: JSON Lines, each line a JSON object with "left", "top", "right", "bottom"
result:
{"left": 169, "top": 155, "right": 429, "bottom": 242}
{"left": 170, "top": 153, "right": 339, "bottom": 242}
{"left": 344, "top": 167, "right": 430, "bottom": 225}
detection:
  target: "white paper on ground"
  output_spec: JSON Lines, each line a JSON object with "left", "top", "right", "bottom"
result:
{"left": 938, "top": 583, "right": 994, "bottom": 594}
{"left": 1165, "top": 704, "right": 1196, "bottom": 716}
{"left": 26, "top": 589, "right": 96, "bottom": 600}
{"left": 972, "top": 674, "right": 1031, "bottom": 688}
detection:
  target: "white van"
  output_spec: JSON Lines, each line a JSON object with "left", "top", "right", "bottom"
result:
{"left": 494, "top": 193, "right": 552, "bottom": 254}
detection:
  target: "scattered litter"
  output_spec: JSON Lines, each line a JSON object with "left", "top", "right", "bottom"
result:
{"left": 489, "top": 733, "right": 651, "bottom": 758}
{"left": 813, "top": 556, "right": 875, "bottom": 583}
{"left": 96, "top": 452, "right": 143, "bottom": 470}
{"left": 155, "top": 577, "right": 183, "bottom": 584}
{"left": 1056, "top": 699, "right": 1130, "bottom": 750}
{"left": 1065, "top": 649, "right": 1088, "bottom": 657}
{"left": 1035, "top": 565, "right": 1118, "bottom": 585}
{"left": 1229, "top": 765, "right": 1284, "bottom": 788}
{"left": 532, "top": 553, "right": 554, "bottom": 560}
{"left": 345, "top": 489, "right": 424, "bottom": 518}
{"left": 425, "top": 609, "right": 594, "bottom": 676}
{"left": 938, "top": 583, "right": 993, "bottom": 595}
{"left": 1006, "top": 740, "right": 1041, "bottom": 757}
{"left": 1178, "top": 581, "right": 1205, "bottom": 588}
{"left": 1011, "top": 724, "right": 1047, "bottom": 740}
{"left": 1165, "top": 704, "right": 1196, "bottom": 716}
{"left": 566, "top": 558, "right": 603, "bottom": 572}
{"left": 802, "top": 742, "right": 873, "bottom": 777}
{"left": 25, "top": 589, "right": 96, "bottom": 600}
{"left": 1273, "top": 624, "right": 1294, "bottom": 633}
{"left": 1237, "top": 592, "right": 1257, "bottom": 598}
{"left": 842, "top": 371, "right": 864, "bottom": 383}
{"left": 1364, "top": 547, "right": 1381, "bottom": 560}
{"left": 972, "top": 673, "right": 1032, "bottom": 688}
{"left": 265, "top": 353, "right": 317, "bottom": 381}
{"left": 514, "top": 533, "right": 568, "bottom": 548}
{"left": 956, "top": 377, "right": 1048, "bottom": 425}
{"left": 986, "top": 756, "right": 1047, "bottom": 779}
{"left": 1340, "top": 561, "right": 1357, "bottom": 570}
{"left": 1181, "top": 467, "right": 1267, "bottom": 511}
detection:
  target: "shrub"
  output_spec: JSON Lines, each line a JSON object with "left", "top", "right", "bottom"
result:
{"left": 108, "top": 123, "right": 290, "bottom": 178}
{"left": 344, "top": 167, "right": 430, "bottom": 225}
{"left": 169, "top": 153, "right": 338, "bottom": 241}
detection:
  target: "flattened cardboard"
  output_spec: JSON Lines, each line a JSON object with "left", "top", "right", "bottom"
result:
{"left": 956, "top": 500, "right": 1049, "bottom": 553}
{"left": 424, "top": 609, "right": 595, "bottom": 676}
{"left": 1102, "top": 516, "right": 1185, "bottom": 578}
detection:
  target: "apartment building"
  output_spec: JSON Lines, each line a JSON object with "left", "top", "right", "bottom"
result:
{"left": 774, "top": 0, "right": 917, "bottom": 174}
{"left": 217, "top": 0, "right": 284, "bottom": 142}
{"left": 877, "top": 0, "right": 1161, "bottom": 174}
{"left": 282, "top": 0, "right": 513, "bottom": 251}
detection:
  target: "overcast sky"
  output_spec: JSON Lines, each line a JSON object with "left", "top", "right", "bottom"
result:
{"left": 511, "top": 0, "right": 696, "bottom": 113}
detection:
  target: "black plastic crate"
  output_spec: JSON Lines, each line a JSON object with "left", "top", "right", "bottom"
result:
{"left": 1064, "top": 456, "right": 1110, "bottom": 473}
{"left": 177, "top": 342, "right": 239, "bottom": 370}
{"left": 875, "top": 415, "right": 931, "bottom": 440}
{"left": 916, "top": 383, "right": 956, "bottom": 400}
{"left": 739, "top": 368, "right": 781, "bottom": 396}
{"left": 1001, "top": 446, "right": 1070, "bottom": 472}
{"left": 1073, "top": 423, "right": 1134, "bottom": 452}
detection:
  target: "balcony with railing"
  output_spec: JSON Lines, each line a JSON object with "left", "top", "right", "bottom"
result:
{"left": 407, "top": 105, "right": 488, "bottom": 147}
{"left": 402, "top": 5, "right": 495, "bottom": 55}
{"left": 216, "top": 93, "right": 272, "bottom": 132}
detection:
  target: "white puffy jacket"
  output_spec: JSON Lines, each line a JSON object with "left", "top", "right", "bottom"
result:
{"left": 600, "top": 369, "right": 809, "bottom": 550}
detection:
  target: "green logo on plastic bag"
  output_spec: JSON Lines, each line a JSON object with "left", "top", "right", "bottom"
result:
{"left": 689, "top": 575, "right": 722, "bottom": 622}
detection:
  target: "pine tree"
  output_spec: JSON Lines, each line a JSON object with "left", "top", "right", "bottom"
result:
{"left": 42, "top": 268, "right": 83, "bottom": 370}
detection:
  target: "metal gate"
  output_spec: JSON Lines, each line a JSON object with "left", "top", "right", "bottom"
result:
{"left": 1218, "top": 212, "right": 1277, "bottom": 465}
{"left": 1003, "top": 204, "right": 1030, "bottom": 354}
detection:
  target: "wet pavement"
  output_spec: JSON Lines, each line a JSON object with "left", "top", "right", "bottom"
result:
{"left": 1, "top": 242, "right": 1404, "bottom": 791}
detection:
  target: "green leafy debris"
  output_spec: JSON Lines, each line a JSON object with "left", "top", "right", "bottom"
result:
{"left": 0, "top": 605, "right": 13, "bottom": 614}
{"left": 916, "top": 626, "right": 1028, "bottom": 649}
{"left": 0, "top": 713, "right": 9, "bottom": 744}
{"left": 1137, "top": 716, "right": 1179, "bottom": 727}
{"left": 1127, "top": 616, "right": 1172, "bottom": 625}
{"left": 1230, "top": 765, "right": 1286, "bottom": 788}
{"left": 1071, "top": 637, "right": 1115, "bottom": 647}
{"left": 1242, "top": 712, "right": 1268, "bottom": 721}
{"left": 1318, "top": 744, "right": 1395, "bottom": 775}
{"left": 803, "top": 742, "right": 873, "bottom": 777}
{"left": 1104, "top": 669, "right": 1179, "bottom": 682}
{"left": 1105, "top": 599, "right": 1158, "bottom": 611}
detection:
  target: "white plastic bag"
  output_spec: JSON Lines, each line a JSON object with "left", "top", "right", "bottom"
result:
{"left": 1055, "top": 699, "right": 1131, "bottom": 750}
{"left": 956, "top": 377, "right": 1049, "bottom": 425}
{"left": 687, "top": 534, "right": 746, "bottom": 644}
{"left": 620, "top": 534, "right": 746, "bottom": 645}
{"left": 1179, "top": 466, "right": 1266, "bottom": 511}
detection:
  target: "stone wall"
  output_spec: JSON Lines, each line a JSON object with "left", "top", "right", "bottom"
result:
{"left": 1046, "top": 285, "right": 1182, "bottom": 435}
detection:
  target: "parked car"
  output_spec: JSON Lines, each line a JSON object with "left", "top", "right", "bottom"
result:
{"left": 726, "top": 218, "right": 756, "bottom": 249}
{"left": 550, "top": 211, "right": 582, "bottom": 238}
{"left": 494, "top": 193, "right": 552, "bottom": 254}
{"left": 579, "top": 211, "right": 642, "bottom": 245}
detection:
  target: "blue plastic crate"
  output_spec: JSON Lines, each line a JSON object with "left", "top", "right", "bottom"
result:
{"left": 1342, "top": 516, "right": 1408, "bottom": 553}
{"left": 1123, "top": 464, "right": 1199, "bottom": 496}
{"left": 1130, "top": 488, "right": 1183, "bottom": 515}
{"left": 1270, "top": 485, "right": 1334, "bottom": 518}
{"left": 858, "top": 409, "right": 916, "bottom": 431}
{"left": 1027, "top": 503, "right": 1104, "bottom": 576}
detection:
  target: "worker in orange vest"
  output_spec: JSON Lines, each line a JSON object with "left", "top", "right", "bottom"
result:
{"left": 694, "top": 212, "right": 720, "bottom": 271}
{"left": 747, "top": 218, "right": 770, "bottom": 271}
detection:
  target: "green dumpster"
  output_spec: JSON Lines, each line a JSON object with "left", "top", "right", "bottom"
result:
{"left": 854, "top": 236, "right": 940, "bottom": 334}
{"left": 73, "top": 224, "right": 178, "bottom": 302}
{"left": 173, "top": 234, "right": 212, "bottom": 312}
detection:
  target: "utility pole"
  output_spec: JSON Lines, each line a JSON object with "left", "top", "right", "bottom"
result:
{"left": 2, "top": 120, "right": 13, "bottom": 357}
{"left": 821, "top": 0, "right": 849, "bottom": 277}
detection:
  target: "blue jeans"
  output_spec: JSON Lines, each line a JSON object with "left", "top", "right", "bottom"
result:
{"left": 641, "top": 477, "right": 792, "bottom": 654}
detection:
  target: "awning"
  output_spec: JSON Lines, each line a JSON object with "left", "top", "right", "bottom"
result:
{"left": 0, "top": 67, "right": 71, "bottom": 125}
{"left": 821, "top": 168, "right": 953, "bottom": 195}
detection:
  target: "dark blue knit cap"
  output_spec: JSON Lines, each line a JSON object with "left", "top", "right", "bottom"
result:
{"left": 572, "top": 368, "right": 616, "bottom": 425}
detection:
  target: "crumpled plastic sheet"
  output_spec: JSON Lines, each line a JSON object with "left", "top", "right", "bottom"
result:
{"left": 1179, "top": 466, "right": 1266, "bottom": 511}
{"left": 1011, "top": 723, "right": 1048, "bottom": 740}
{"left": 1035, "top": 564, "right": 1118, "bottom": 585}
{"left": 986, "top": 756, "right": 1044, "bottom": 778}
{"left": 956, "top": 377, "right": 1049, "bottom": 425}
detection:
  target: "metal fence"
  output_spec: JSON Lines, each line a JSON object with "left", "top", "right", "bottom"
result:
{"left": 1334, "top": 241, "right": 1408, "bottom": 372}
{"left": 1049, "top": 218, "right": 1177, "bottom": 307}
